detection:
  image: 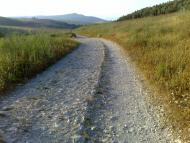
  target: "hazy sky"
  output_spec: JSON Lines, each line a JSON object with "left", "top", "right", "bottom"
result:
{"left": 0, "top": 0, "right": 171, "bottom": 20}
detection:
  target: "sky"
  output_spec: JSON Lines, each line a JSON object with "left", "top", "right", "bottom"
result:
{"left": 0, "top": 0, "right": 171, "bottom": 20}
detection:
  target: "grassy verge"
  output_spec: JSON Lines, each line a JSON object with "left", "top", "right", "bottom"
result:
{"left": 0, "top": 31, "right": 79, "bottom": 92}
{"left": 76, "top": 12, "right": 190, "bottom": 141}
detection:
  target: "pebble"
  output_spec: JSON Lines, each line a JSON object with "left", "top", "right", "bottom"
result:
{"left": 124, "top": 124, "right": 128, "bottom": 128}
{"left": 175, "top": 100, "right": 179, "bottom": 104}
{"left": 174, "top": 139, "right": 182, "bottom": 143}
{"left": 129, "top": 127, "right": 134, "bottom": 133}
{"left": 91, "top": 126, "right": 96, "bottom": 130}
{"left": 8, "top": 127, "right": 18, "bottom": 132}
{"left": 2, "top": 106, "right": 14, "bottom": 111}
{"left": 53, "top": 122, "right": 59, "bottom": 128}
{"left": 72, "top": 135, "right": 85, "bottom": 143}
{"left": 0, "top": 111, "right": 7, "bottom": 117}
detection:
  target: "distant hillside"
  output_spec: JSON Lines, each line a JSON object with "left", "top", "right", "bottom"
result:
{"left": 0, "top": 16, "right": 78, "bottom": 29}
{"left": 0, "top": 26, "right": 30, "bottom": 36}
{"left": 36, "top": 13, "right": 107, "bottom": 25}
{"left": 118, "top": 0, "right": 190, "bottom": 21}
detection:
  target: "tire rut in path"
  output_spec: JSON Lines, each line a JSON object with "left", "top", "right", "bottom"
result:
{"left": 0, "top": 38, "right": 105, "bottom": 143}
{"left": 80, "top": 43, "right": 115, "bottom": 142}
{"left": 0, "top": 37, "right": 175, "bottom": 143}
{"left": 80, "top": 39, "right": 174, "bottom": 143}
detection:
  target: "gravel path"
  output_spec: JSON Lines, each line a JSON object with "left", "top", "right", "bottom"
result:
{"left": 0, "top": 37, "right": 174, "bottom": 143}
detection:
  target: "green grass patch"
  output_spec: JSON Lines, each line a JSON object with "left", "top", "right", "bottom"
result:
{"left": 0, "top": 31, "right": 79, "bottom": 92}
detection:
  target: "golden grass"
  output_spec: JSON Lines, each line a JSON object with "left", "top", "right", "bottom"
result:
{"left": 76, "top": 12, "right": 190, "bottom": 141}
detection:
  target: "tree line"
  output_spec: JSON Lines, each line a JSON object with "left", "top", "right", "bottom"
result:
{"left": 118, "top": 0, "right": 190, "bottom": 21}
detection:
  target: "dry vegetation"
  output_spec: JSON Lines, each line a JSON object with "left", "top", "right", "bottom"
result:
{"left": 76, "top": 11, "right": 190, "bottom": 141}
{"left": 0, "top": 30, "right": 79, "bottom": 92}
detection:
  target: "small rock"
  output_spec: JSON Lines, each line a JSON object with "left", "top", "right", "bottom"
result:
{"left": 174, "top": 139, "right": 182, "bottom": 143}
{"left": 72, "top": 135, "right": 85, "bottom": 143}
{"left": 129, "top": 127, "right": 134, "bottom": 133}
{"left": 109, "top": 126, "right": 113, "bottom": 130}
{"left": 0, "top": 111, "right": 7, "bottom": 117}
{"left": 182, "top": 94, "right": 186, "bottom": 98}
{"left": 167, "top": 134, "right": 172, "bottom": 138}
{"left": 91, "top": 126, "right": 95, "bottom": 130}
{"left": 8, "top": 127, "right": 18, "bottom": 133}
{"left": 111, "top": 116, "right": 118, "bottom": 122}
{"left": 2, "top": 106, "right": 14, "bottom": 111}
{"left": 123, "top": 126, "right": 129, "bottom": 132}
{"left": 102, "top": 138, "right": 108, "bottom": 142}
{"left": 54, "top": 122, "right": 59, "bottom": 128}
{"left": 175, "top": 100, "right": 179, "bottom": 104}
{"left": 160, "top": 108, "right": 164, "bottom": 112}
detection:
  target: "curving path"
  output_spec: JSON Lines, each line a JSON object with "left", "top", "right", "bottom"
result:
{"left": 0, "top": 37, "right": 174, "bottom": 143}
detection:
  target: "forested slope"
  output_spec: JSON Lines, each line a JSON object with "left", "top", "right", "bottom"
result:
{"left": 118, "top": 0, "right": 190, "bottom": 21}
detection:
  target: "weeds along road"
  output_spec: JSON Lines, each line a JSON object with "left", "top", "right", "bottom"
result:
{"left": 0, "top": 37, "right": 175, "bottom": 143}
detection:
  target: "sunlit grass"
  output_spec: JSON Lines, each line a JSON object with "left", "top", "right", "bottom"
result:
{"left": 0, "top": 32, "right": 78, "bottom": 91}
{"left": 76, "top": 11, "right": 190, "bottom": 141}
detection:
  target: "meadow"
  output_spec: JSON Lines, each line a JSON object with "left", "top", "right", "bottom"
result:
{"left": 0, "top": 28, "right": 78, "bottom": 92}
{"left": 76, "top": 11, "right": 190, "bottom": 140}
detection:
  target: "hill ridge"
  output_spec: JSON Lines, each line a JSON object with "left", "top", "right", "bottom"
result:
{"left": 0, "top": 16, "right": 78, "bottom": 29}
{"left": 15, "top": 13, "right": 107, "bottom": 25}
{"left": 118, "top": 0, "right": 190, "bottom": 21}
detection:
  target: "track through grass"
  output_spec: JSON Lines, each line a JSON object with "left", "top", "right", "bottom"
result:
{"left": 76, "top": 11, "right": 190, "bottom": 141}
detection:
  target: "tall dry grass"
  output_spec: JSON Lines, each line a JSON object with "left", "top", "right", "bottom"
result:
{"left": 0, "top": 33, "right": 78, "bottom": 91}
{"left": 76, "top": 12, "right": 190, "bottom": 140}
